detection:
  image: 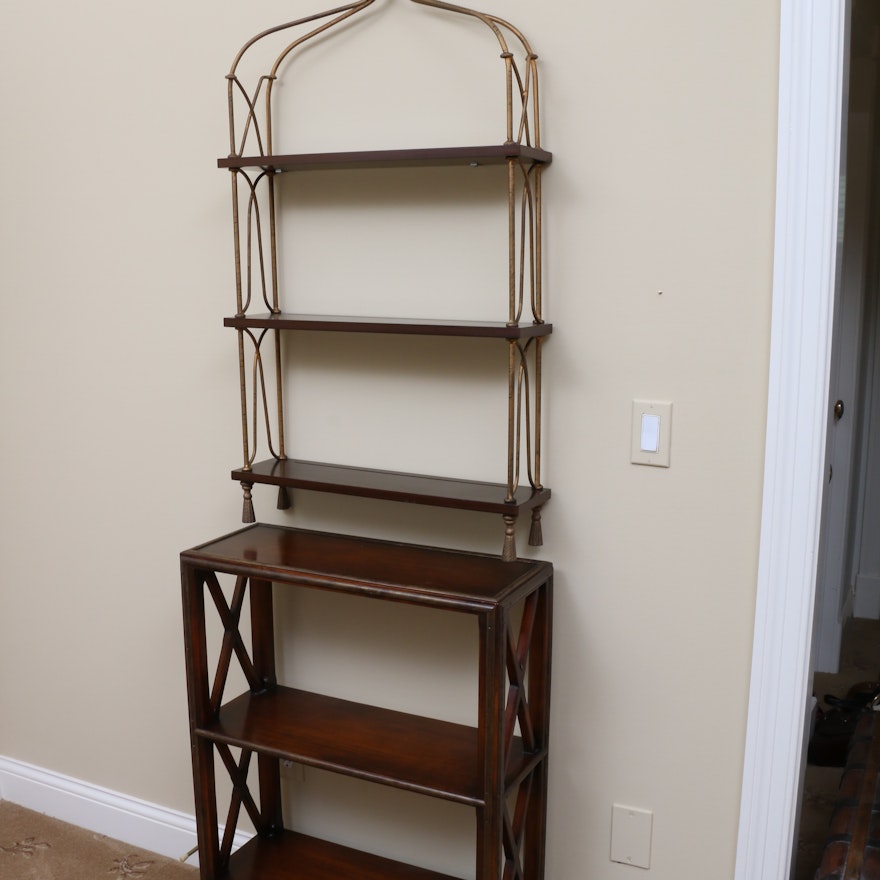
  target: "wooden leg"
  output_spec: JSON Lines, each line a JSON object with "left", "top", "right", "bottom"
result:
{"left": 181, "top": 564, "right": 221, "bottom": 879}
{"left": 524, "top": 578, "right": 552, "bottom": 879}
{"left": 250, "top": 577, "right": 283, "bottom": 832}
{"left": 477, "top": 607, "right": 506, "bottom": 879}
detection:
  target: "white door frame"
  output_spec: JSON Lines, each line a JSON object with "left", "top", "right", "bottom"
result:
{"left": 815, "top": 106, "right": 870, "bottom": 672}
{"left": 735, "top": 2, "right": 848, "bottom": 879}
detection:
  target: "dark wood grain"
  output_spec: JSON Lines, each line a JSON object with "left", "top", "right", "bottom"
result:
{"left": 226, "top": 830, "right": 462, "bottom": 880}
{"left": 231, "top": 460, "right": 550, "bottom": 518}
{"left": 223, "top": 312, "right": 552, "bottom": 339}
{"left": 218, "top": 144, "right": 552, "bottom": 173}
{"left": 182, "top": 524, "right": 552, "bottom": 611}
{"left": 197, "top": 686, "right": 539, "bottom": 806}
{"left": 181, "top": 526, "right": 553, "bottom": 879}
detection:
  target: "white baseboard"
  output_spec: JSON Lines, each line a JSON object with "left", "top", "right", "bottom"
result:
{"left": 0, "top": 756, "right": 251, "bottom": 865}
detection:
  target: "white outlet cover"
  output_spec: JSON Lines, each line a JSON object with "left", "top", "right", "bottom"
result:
{"left": 611, "top": 804, "right": 653, "bottom": 869}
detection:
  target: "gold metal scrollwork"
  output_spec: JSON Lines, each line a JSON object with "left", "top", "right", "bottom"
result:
{"left": 223, "top": 0, "right": 546, "bottom": 552}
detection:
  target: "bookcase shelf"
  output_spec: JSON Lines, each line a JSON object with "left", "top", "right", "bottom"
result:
{"left": 225, "top": 831, "right": 462, "bottom": 880}
{"left": 218, "top": 144, "right": 552, "bottom": 173}
{"left": 231, "top": 459, "right": 551, "bottom": 517}
{"left": 197, "top": 686, "right": 540, "bottom": 805}
{"left": 223, "top": 313, "right": 553, "bottom": 339}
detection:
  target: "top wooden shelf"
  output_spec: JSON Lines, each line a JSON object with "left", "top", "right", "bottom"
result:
{"left": 181, "top": 524, "right": 552, "bottom": 611}
{"left": 218, "top": 144, "right": 552, "bottom": 173}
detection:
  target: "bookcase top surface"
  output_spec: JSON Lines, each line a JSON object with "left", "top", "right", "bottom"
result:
{"left": 182, "top": 524, "right": 551, "bottom": 608}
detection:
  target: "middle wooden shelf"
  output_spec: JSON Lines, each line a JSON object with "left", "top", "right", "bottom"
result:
{"left": 224, "top": 312, "right": 553, "bottom": 339}
{"left": 196, "top": 685, "right": 540, "bottom": 806}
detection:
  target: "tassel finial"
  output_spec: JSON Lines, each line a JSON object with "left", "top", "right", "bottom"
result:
{"left": 528, "top": 507, "right": 544, "bottom": 547}
{"left": 502, "top": 515, "right": 517, "bottom": 562}
{"left": 241, "top": 482, "right": 255, "bottom": 523}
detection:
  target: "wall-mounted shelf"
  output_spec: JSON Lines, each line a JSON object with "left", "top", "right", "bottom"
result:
{"left": 220, "top": 2, "right": 552, "bottom": 561}
{"left": 223, "top": 313, "right": 552, "bottom": 339}
{"left": 218, "top": 143, "right": 552, "bottom": 173}
{"left": 231, "top": 458, "right": 550, "bottom": 519}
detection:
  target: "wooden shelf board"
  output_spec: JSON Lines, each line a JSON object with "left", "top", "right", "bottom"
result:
{"left": 182, "top": 524, "right": 552, "bottom": 609}
{"left": 226, "top": 829, "right": 462, "bottom": 880}
{"left": 198, "top": 686, "right": 538, "bottom": 806}
{"left": 224, "top": 312, "right": 552, "bottom": 339}
{"left": 232, "top": 459, "right": 550, "bottom": 516}
{"left": 218, "top": 144, "right": 552, "bottom": 172}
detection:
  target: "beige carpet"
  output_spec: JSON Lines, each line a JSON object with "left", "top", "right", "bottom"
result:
{"left": 0, "top": 801, "right": 197, "bottom": 879}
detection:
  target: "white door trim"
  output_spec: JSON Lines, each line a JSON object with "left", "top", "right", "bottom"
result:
{"left": 734, "top": 2, "right": 847, "bottom": 879}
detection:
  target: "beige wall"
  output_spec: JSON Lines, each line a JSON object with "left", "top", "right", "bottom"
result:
{"left": 0, "top": 1, "right": 780, "bottom": 878}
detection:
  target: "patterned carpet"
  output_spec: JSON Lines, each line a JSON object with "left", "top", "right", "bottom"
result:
{"left": 0, "top": 801, "right": 197, "bottom": 879}
{"left": 793, "top": 616, "right": 880, "bottom": 880}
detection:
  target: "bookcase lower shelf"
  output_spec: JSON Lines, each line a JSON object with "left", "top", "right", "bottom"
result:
{"left": 181, "top": 524, "right": 553, "bottom": 880}
{"left": 226, "top": 830, "right": 461, "bottom": 880}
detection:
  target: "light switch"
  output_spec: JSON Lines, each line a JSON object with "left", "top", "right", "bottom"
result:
{"left": 640, "top": 413, "right": 661, "bottom": 453}
{"left": 611, "top": 804, "right": 653, "bottom": 869}
{"left": 631, "top": 400, "right": 672, "bottom": 467}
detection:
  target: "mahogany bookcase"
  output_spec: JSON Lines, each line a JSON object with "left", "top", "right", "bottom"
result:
{"left": 181, "top": 524, "right": 552, "bottom": 879}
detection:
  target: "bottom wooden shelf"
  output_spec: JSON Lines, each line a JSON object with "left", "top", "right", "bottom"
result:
{"left": 226, "top": 830, "right": 462, "bottom": 880}
{"left": 232, "top": 458, "right": 550, "bottom": 559}
{"left": 232, "top": 458, "right": 550, "bottom": 515}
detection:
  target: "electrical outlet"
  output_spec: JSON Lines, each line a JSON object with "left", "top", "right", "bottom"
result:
{"left": 611, "top": 804, "right": 653, "bottom": 869}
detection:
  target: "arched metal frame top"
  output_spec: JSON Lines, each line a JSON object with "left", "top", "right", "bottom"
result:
{"left": 225, "top": 0, "right": 542, "bottom": 157}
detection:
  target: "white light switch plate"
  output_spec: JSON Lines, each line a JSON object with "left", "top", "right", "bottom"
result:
{"left": 631, "top": 400, "right": 672, "bottom": 467}
{"left": 611, "top": 804, "right": 653, "bottom": 869}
